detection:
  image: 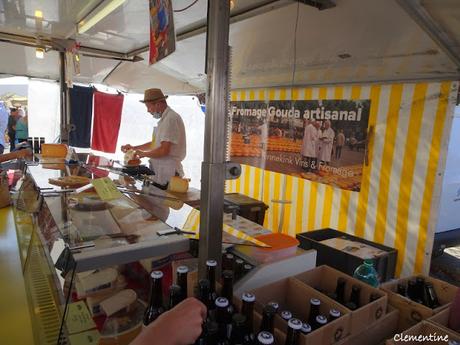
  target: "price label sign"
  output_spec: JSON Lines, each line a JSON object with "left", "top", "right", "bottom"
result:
{"left": 92, "top": 177, "right": 123, "bottom": 201}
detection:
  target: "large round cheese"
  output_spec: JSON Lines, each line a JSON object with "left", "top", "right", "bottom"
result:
{"left": 167, "top": 176, "right": 189, "bottom": 193}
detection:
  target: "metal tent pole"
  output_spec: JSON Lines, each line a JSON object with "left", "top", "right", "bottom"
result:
{"left": 198, "top": 0, "right": 230, "bottom": 279}
{"left": 59, "top": 51, "right": 69, "bottom": 144}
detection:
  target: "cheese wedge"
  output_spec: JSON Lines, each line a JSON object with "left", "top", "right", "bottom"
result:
{"left": 78, "top": 268, "right": 118, "bottom": 295}
{"left": 100, "top": 289, "right": 137, "bottom": 316}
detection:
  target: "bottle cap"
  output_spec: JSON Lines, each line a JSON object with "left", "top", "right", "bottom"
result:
{"left": 281, "top": 310, "right": 292, "bottom": 320}
{"left": 206, "top": 259, "right": 217, "bottom": 267}
{"left": 222, "top": 270, "right": 234, "bottom": 279}
{"left": 316, "top": 315, "right": 327, "bottom": 325}
{"left": 226, "top": 253, "right": 234, "bottom": 259}
{"left": 151, "top": 271, "right": 163, "bottom": 279}
{"left": 257, "top": 331, "right": 274, "bottom": 345}
{"left": 177, "top": 265, "right": 189, "bottom": 274}
{"left": 329, "top": 309, "right": 341, "bottom": 318}
{"left": 310, "top": 298, "right": 321, "bottom": 306}
{"left": 288, "top": 318, "right": 303, "bottom": 330}
{"left": 242, "top": 292, "right": 255, "bottom": 302}
{"left": 267, "top": 301, "right": 279, "bottom": 311}
{"left": 215, "top": 297, "right": 229, "bottom": 308}
{"left": 244, "top": 264, "right": 252, "bottom": 270}
{"left": 169, "top": 284, "right": 181, "bottom": 294}
{"left": 263, "top": 304, "right": 277, "bottom": 315}
{"left": 198, "top": 279, "right": 210, "bottom": 289}
{"left": 235, "top": 258, "right": 244, "bottom": 264}
{"left": 301, "top": 323, "right": 312, "bottom": 334}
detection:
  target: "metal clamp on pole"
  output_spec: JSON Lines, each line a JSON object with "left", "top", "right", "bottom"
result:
{"left": 225, "top": 161, "right": 241, "bottom": 180}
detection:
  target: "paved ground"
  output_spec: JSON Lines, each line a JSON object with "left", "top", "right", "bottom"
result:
{"left": 430, "top": 245, "right": 460, "bottom": 286}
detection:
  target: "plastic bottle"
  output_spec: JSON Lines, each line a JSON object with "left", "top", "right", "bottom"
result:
{"left": 353, "top": 259, "right": 379, "bottom": 287}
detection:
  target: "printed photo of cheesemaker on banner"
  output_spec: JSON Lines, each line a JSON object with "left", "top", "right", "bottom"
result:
{"left": 229, "top": 99, "right": 371, "bottom": 191}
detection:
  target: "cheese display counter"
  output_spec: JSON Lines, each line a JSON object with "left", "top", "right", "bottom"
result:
{"left": 12, "top": 158, "right": 283, "bottom": 345}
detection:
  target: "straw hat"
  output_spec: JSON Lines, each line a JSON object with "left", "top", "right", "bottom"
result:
{"left": 140, "top": 88, "right": 168, "bottom": 103}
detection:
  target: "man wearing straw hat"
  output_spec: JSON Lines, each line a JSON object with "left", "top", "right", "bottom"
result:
{"left": 121, "top": 88, "right": 186, "bottom": 189}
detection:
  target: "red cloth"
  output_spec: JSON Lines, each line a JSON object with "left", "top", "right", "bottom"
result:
{"left": 91, "top": 91, "right": 124, "bottom": 153}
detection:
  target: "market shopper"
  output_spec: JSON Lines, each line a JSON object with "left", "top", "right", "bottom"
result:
{"left": 121, "top": 88, "right": 186, "bottom": 189}
{"left": 0, "top": 102, "right": 8, "bottom": 154}
{"left": 15, "top": 108, "right": 28, "bottom": 144}
{"left": 130, "top": 297, "right": 206, "bottom": 345}
{"left": 7, "top": 107, "right": 20, "bottom": 151}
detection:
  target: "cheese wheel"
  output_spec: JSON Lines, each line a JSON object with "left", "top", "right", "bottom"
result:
{"left": 100, "top": 289, "right": 137, "bottom": 316}
{"left": 167, "top": 176, "right": 189, "bottom": 193}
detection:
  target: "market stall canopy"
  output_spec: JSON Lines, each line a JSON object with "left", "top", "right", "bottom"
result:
{"left": 0, "top": 0, "right": 459, "bottom": 93}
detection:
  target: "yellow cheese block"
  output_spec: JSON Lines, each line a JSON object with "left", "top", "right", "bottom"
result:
{"left": 41, "top": 143, "right": 68, "bottom": 158}
{"left": 167, "top": 176, "right": 189, "bottom": 193}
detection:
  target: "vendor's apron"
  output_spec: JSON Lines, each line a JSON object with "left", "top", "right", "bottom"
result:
{"left": 149, "top": 127, "right": 184, "bottom": 188}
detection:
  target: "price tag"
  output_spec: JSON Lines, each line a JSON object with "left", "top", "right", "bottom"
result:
{"left": 92, "top": 177, "right": 123, "bottom": 201}
{"left": 65, "top": 301, "right": 96, "bottom": 334}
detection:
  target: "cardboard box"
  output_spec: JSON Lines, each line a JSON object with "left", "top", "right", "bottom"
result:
{"left": 297, "top": 229, "right": 397, "bottom": 282}
{"left": 242, "top": 277, "right": 351, "bottom": 344}
{"left": 336, "top": 306, "right": 399, "bottom": 345}
{"left": 294, "top": 265, "right": 388, "bottom": 335}
{"left": 385, "top": 321, "right": 460, "bottom": 345}
{"left": 427, "top": 307, "right": 460, "bottom": 337}
{"left": 381, "top": 275, "right": 457, "bottom": 332}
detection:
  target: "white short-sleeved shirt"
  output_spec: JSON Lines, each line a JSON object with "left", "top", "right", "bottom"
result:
{"left": 149, "top": 106, "right": 186, "bottom": 185}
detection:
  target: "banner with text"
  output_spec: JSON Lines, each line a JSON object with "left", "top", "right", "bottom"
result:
{"left": 229, "top": 99, "right": 371, "bottom": 191}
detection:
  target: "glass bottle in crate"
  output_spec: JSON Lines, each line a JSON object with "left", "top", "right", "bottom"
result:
{"left": 353, "top": 259, "right": 379, "bottom": 287}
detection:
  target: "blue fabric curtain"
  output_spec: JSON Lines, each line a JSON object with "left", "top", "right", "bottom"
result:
{"left": 69, "top": 85, "right": 94, "bottom": 148}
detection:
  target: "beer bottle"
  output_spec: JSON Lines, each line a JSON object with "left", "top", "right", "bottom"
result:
{"left": 143, "top": 270, "right": 165, "bottom": 326}
{"left": 328, "top": 308, "right": 341, "bottom": 322}
{"left": 207, "top": 259, "right": 218, "bottom": 311}
{"left": 281, "top": 310, "right": 293, "bottom": 322}
{"left": 267, "top": 301, "right": 279, "bottom": 314}
{"left": 176, "top": 265, "right": 189, "bottom": 302}
{"left": 222, "top": 270, "right": 235, "bottom": 313}
{"left": 207, "top": 259, "right": 218, "bottom": 294}
{"left": 345, "top": 285, "right": 361, "bottom": 310}
{"left": 168, "top": 284, "right": 182, "bottom": 310}
{"left": 285, "top": 318, "right": 302, "bottom": 345}
{"left": 397, "top": 283, "right": 407, "bottom": 297}
{"left": 301, "top": 322, "right": 312, "bottom": 335}
{"left": 260, "top": 304, "right": 276, "bottom": 334}
{"left": 235, "top": 259, "right": 245, "bottom": 280}
{"left": 334, "top": 277, "right": 347, "bottom": 303}
{"left": 241, "top": 292, "right": 256, "bottom": 333}
{"left": 407, "top": 279, "right": 423, "bottom": 304}
{"left": 223, "top": 253, "right": 235, "bottom": 271}
{"left": 415, "top": 276, "right": 426, "bottom": 305}
{"left": 198, "top": 279, "right": 215, "bottom": 319}
{"left": 256, "top": 331, "right": 274, "bottom": 345}
{"left": 206, "top": 321, "right": 220, "bottom": 345}
{"left": 313, "top": 315, "right": 328, "bottom": 330}
{"left": 308, "top": 298, "right": 321, "bottom": 325}
{"left": 230, "top": 313, "right": 252, "bottom": 345}
{"left": 216, "top": 297, "right": 232, "bottom": 342}
{"left": 424, "top": 282, "right": 440, "bottom": 309}
{"left": 243, "top": 264, "right": 253, "bottom": 276}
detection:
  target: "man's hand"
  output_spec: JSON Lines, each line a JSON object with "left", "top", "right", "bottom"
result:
{"left": 130, "top": 298, "right": 206, "bottom": 345}
{"left": 121, "top": 144, "right": 134, "bottom": 153}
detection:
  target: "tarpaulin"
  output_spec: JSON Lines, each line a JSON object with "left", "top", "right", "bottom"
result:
{"left": 69, "top": 85, "right": 94, "bottom": 148}
{"left": 91, "top": 91, "right": 124, "bottom": 153}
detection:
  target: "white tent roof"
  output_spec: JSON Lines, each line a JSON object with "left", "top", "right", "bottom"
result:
{"left": 0, "top": 0, "right": 459, "bottom": 93}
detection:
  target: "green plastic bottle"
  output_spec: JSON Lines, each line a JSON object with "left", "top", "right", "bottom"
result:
{"left": 353, "top": 259, "right": 379, "bottom": 287}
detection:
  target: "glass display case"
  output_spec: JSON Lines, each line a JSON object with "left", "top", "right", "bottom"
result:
{"left": 13, "top": 156, "right": 271, "bottom": 345}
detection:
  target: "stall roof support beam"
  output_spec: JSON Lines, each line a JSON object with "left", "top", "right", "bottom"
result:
{"left": 396, "top": 0, "right": 460, "bottom": 69}
{"left": 198, "top": 0, "right": 231, "bottom": 279}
